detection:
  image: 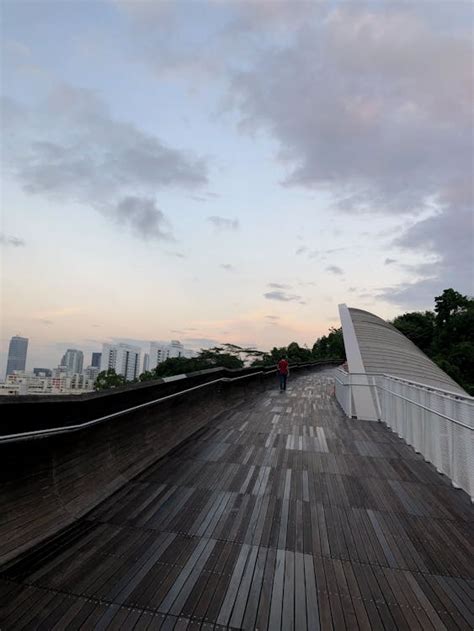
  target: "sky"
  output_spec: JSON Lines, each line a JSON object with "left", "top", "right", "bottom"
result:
{"left": 1, "top": 0, "right": 473, "bottom": 373}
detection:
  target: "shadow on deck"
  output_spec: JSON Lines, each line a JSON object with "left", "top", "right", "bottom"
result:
{"left": 1, "top": 370, "right": 473, "bottom": 630}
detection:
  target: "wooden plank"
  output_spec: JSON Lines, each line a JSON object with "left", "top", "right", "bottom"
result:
{"left": 216, "top": 543, "right": 251, "bottom": 626}
{"left": 229, "top": 544, "right": 259, "bottom": 628}
{"left": 282, "top": 550, "right": 295, "bottom": 631}
{"left": 268, "top": 548, "right": 285, "bottom": 631}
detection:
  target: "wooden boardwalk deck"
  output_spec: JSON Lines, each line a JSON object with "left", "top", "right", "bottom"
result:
{"left": 1, "top": 370, "right": 473, "bottom": 630}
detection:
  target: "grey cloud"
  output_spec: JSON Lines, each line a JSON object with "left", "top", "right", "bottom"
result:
{"left": 265, "top": 315, "right": 280, "bottom": 320}
{"left": 2, "top": 86, "right": 207, "bottom": 240}
{"left": 384, "top": 258, "right": 397, "bottom": 265}
{"left": 379, "top": 203, "right": 474, "bottom": 308}
{"left": 268, "top": 282, "right": 291, "bottom": 289}
{"left": 0, "top": 233, "right": 25, "bottom": 247}
{"left": 220, "top": 263, "right": 235, "bottom": 271}
{"left": 231, "top": 8, "right": 471, "bottom": 208}
{"left": 326, "top": 265, "right": 344, "bottom": 276}
{"left": 166, "top": 251, "right": 186, "bottom": 258}
{"left": 208, "top": 216, "right": 240, "bottom": 231}
{"left": 227, "top": 5, "right": 472, "bottom": 293}
{"left": 296, "top": 246, "right": 307, "bottom": 255}
{"left": 264, "top": 291, "right": 302, "bottom": 302}
{"left": 115, "top": 197, "right": 172, "bottom": 241}
{"left": 308, "top": 247, "right": 347, "bottom": 260}
{"left": 37, "top": 319, "right": 53, "bottom": 325}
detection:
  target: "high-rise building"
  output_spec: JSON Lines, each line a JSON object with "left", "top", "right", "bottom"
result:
{"left": 84, "top": 365, "right": 100, "bottom": 381}
{"left": 60, "top": 349, "right": 84, "bottom": 374}
{"left": 33, "top": 368, "right": 52, "bottom": 377}
{"left": 100, "top": 343, "right": 141, "bottom": 381}
{"left": 91, "top": 352, "right": 102, "bottom": 368}
{"left": 142, "top": 353, "right": 150, "bottom": 373}
{"left": 149, "top": 340, "right": 185, "bottom": 370}
{"left": 6, "top": 336, "right": 28, "bottom": 377}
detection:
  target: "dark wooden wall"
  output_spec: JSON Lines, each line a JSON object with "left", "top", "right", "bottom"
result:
{"left": 0, "top": 363, "right": 337, "bottom": 568}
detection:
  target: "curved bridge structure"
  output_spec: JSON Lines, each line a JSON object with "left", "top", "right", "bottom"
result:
{"left": 337, "top": 305, "right": 473, "bottom": 500}
{"left": 0, "top": 360, "right": 473, "bottom": 629}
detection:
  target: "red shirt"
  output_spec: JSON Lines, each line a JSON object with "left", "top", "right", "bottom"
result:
{"left": 278, "top": 359, "right": 289, "bottom": 375}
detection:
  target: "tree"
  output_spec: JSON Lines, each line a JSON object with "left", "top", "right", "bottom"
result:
{"left": 432, "top": 289, "right": 474, "bottom": 394}
{"left": 391, "top": 311, "right": 435, "bottom": 355}
{"left": 312, "top": 327, "right": 345, "bottom": 360}
{"left": 391, "top": 288, "right": 474, "bottom": 395}
{"left": 94, "top": 369, "right": 126, "bottom": 391}
{"left": 198, "top": 347, "right": 244, "bottom": 369}
{"left": 434, "top": 288, "right": 469, "bottom": 327}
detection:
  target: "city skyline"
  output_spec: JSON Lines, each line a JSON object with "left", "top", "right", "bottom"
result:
{"left": 2, "top": 2, "right": 473, "bottom": 376}
{"left": 1, "top": 333, "right": 199, "bottom": 377}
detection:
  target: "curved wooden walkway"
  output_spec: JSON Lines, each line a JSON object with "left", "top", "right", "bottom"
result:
{"left": 1, "top": 370, "right": 473, "bottom": 630}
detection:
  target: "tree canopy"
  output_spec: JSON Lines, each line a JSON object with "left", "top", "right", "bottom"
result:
{"left": 392, "top": 288, "right": 474, "bottom": 394}
{"left": 94, "top": 369, "right": 126, "bottom": 391}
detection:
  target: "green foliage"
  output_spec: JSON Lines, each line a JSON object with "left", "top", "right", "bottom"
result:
{"left": 312, "top": 327, "right": 345, "bottom": 360}
{"left": 251, "top": 337, "right": 339, "bottom": 368}
{"left": 94, "top": 369, "right": 126, "bottom": 391}
{"left": 391, "top": 311, "right": 435, "bottom": 355}
{"left": 152, "top": 356, "right": 204, "bottom": 378}
{"left": 392, "top": 288, "right": 474, "bottom": 395}
{"left": 138, "top": 370, "right": 156, "bottom": 382}
{"left": 140, "top": 344, "right": 248, "bottom": 380}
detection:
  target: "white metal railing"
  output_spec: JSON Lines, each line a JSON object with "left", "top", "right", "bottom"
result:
{"left": 335, "top": 368, "right": 474, "bottom": 500}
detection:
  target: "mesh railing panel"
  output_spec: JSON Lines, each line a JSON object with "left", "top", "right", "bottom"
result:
{"left": 335, "top": 370, "right": 473, "bottom": 499}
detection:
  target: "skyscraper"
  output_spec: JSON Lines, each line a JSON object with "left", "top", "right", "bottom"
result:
{"left": 6, "top": 336, "right": 28, "bottom": 377}
{"left": 91, "top": 352, "right": 101, "bottom": 368}
{"left": 60, "top": 349, "right": 84, "bottom": 374}
{"left": 100, "top": 343, "right": 141, "bottom": 381}
{"left": 149, "top": 340, "right": 185, "bottom": 370}
{"left": 143, "top": 353, "right": 150, "bottom": 373}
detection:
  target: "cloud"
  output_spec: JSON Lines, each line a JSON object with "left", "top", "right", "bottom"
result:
{"left": 2, "top": 85, "right": 207, "bottom": 240}
{"left": 115, "top": 197, "right": 172, "bottom": 240}
{"left": 268, "top": 282, "right": 291, "bottom": 289}
{"left": 37, "top": 319, "right": 53, "bottom": 325}
{"left": 326, "top": 265, "right": 344, "bottom": 276}
{"left": 296, "top": 246, "right": 307, "bottom": 255}
{"left": 384, "top": 258, "right": 397, "bottom": 265}
{"left": 264, "top": 290, "right": 302, "bottom": 302}
{"left": 220, "top": 263, "right": 235, "bottom": 271}
{"left": 265, "top": 315, "right": 280, "bottom": 320}
{"left": 231, "top": 8, "right": 471, "bottom": 207}
{"left": 379, "top": 202, "right": 474, "bottom": 308}
{"left": 166, "top": 251, "right": 186, "bottom": 258}
{"left": 0, "top": 233, "right": 25, "bottom": 247}
{"left": 208, "top": 216, "right": 240, "bottom": 231}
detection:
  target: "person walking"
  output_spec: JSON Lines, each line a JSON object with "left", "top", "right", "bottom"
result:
{"left": 278, "top": 356, "right": 289, "bottom": 392}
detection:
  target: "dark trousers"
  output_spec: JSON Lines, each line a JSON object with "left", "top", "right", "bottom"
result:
{"left": 279, "top": 373, "right": 287, "bottom": 390}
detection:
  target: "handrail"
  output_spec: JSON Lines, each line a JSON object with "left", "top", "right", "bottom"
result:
{"left": 0, "top": 370, "right": 276, "bottom": 444}
{"left": 376, "top": 386, "right": 472, "bottom": 430}
{"left": 1, "top": 362, "right": 338, "bottom": 444}
{"left": 336, "top": 368, "right": 473, "bottom": 402}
